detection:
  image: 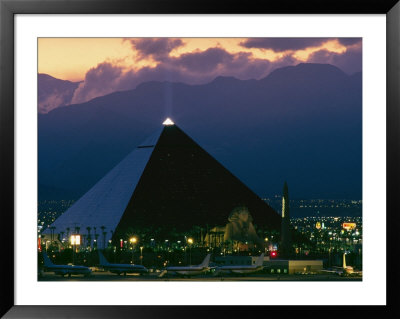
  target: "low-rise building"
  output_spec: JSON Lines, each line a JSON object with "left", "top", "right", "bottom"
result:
{"left": 215, "top": 255, "right": 270, "bottom": 266}
{"left": 215, "top": 255, "right": 323, "bottom": 274}
{"left": 264, "top": 259, "right": 323, "bottom": 274}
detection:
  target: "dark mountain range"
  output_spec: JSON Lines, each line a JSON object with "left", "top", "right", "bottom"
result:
{"left": 38, "top": 73, "right": 81, "bottom": 113}
{"left": 38, "top": 63, "right": 362, "bottom": 202}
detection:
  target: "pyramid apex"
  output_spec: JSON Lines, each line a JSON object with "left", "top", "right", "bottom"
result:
{"left": 163, "top": 118, "right": 174, "bottom": 126}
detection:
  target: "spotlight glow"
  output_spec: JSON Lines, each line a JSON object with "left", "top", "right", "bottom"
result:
{"left": 163, "top": 118, "right": 174, "bottom": 125}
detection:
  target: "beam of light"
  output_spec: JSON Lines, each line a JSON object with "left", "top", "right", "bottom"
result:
{"left": 163, "top": 118, "right": 174, "bottom": 125}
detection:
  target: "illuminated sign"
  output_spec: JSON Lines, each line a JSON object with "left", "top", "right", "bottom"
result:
{"left": 342, "top": 223, "right": 356, "bottom": 230}
{"left": 70, "top": 234, "right": 81, "bottom": 245}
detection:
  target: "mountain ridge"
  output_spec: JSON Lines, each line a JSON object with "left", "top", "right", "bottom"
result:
{"left": 38, "top": 73, "right": 82, "bottom": 113}
{"left": 39, "top": 63, "right": 362, "bottom": 201}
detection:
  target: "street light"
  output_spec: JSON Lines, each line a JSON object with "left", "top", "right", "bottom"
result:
{"left": 130, "top": 237, "right": 137, "bottom": 263}
{"left": 187, "top": 238, "right": 193, "bottom": 265}
{"left": 264, "top": 237, "right": 269, "bottom": 254}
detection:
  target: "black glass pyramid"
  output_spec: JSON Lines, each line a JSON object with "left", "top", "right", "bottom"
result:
{"left": 47, "top": 122, "right": 281, "bottom": 245}
{"left": 113, "top": 124, "right": 281, "bottom": 238}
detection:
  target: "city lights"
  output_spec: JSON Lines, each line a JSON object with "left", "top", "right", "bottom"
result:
{"left": 38, "top": 201, "right": 362, "bottom": 281}
{"left": 342, "top": 222, "right": 357, "bottom": 230}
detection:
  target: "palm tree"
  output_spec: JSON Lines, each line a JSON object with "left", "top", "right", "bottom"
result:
{"left": 94, "top": 233, "right": 99, "bottom": 249}
{"left": 82, "top": 234, "right": 87, "bottom": 248}
{"left": 191, "top": 225, "right": 202, "bottom": 246}
{"left": 100, "top": 225, "right": 106, "bottom": 249}
{"left": 102, "top": 231, "right": 107, "bottom": 249}
{"left": 60, "top": 231, "right": 65, "bottom": 247}
{"left": 93, "top": 227, "right": 98, "bottom": 249}
{"left": 49, "top": 226, "right": 56, "bottom": 242}
{"left": 86, "top": 227, "right": 92, "bottom": 248}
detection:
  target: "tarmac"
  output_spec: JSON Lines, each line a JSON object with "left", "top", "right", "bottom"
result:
{"left": 38, "top": 271, "right": 362, "bottom": 281}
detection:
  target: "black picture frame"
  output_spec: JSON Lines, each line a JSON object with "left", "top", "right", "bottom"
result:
{"left": 1, "top": 0, "right": 399, "bottom": 318}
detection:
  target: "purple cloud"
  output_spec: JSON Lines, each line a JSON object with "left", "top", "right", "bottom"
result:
{"left": 71, "top": 62, "right": 209, "bottom": 104}
{"left": 69, "top": 38, "right": 361, "bottom": 105}
{"left": 240, "top": 38, "right": 330, "bottom": 52}
{"left": 240, "top": 37, "right": 361, "bottom": 52}
{"left": 38, "top": 74, "right": 81, "bottom": 113}
{"left": 307, "top": 46, "right": 362, "bottom": 75}
{"left": 71, "top": 47, "right": 297, "bottom": 104}
{"left": 128, "top": 38, "right": 185, "bottom": 61}
{"left": 71, "top": 63, "right": 124, "bottom": 104}
{"left": 171, "top": 48, "right": 234, "bottom": 73}
{"left": 337, "top": 38, "right": 362, "bottom": 46}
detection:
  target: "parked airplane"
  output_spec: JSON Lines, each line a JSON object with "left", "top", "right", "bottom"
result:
{"left": 214, "top": 253, "right": 265, "bottom": 276}
{"left": 322, "top": 252, "right": 362, "bottom": 276}
{"left": 159, "top": 254, "right": 211, "bottom": 277}
{"left": 42, "top": 252, "right": 91, "bottom": 277}
{"left": 98, "top": 250, "right": 148, "bottom": 276}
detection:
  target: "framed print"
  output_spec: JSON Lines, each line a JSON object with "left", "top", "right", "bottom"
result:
{"left": 1, "top": 0, "right": 399, "bottom": 318}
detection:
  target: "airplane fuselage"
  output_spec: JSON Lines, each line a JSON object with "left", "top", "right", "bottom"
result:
{"left": 101, "top": 263, "right": 148, "bottom": 275}
{"left": 45, "top": 264, "right": 91, "bottom": 277}
{"left": 217, "top": 265, "right": 263, "bottom": 275}
{"left": 321, "top": 265, "right": 363, "bottom": 276}
{"left": 164, "top": 266, "right": 209, "bottom": 276}
{"left": 159, "top": 254, "right": 212, "bottom": 277}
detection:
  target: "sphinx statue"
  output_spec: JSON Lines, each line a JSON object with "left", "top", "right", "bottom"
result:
{"left": 223, "top": 206, "right": 263, "bottom": 247}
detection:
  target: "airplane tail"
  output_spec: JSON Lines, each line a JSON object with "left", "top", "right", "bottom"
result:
{"left": 98, "top": 250, "right": 110, "bottom": 266}
{"left": 159, "top": 270, "right": 168, "bottom": 278}
{"left": 255, "top": 253, "right": 265, "bottom": 267}
{"left": 42, "top": 252, "right": 54, "bottom": 267}
{"left": 199, "top": 254, "right": 211, "bottom": 268}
